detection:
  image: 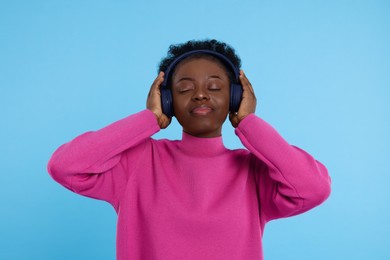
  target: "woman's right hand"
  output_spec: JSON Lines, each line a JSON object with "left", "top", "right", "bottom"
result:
{"left": 146, "top": 72, "right": 171, "bottom": 129}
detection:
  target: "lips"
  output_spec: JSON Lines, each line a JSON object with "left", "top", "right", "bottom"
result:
{"left": 191, "top": 105, "right": 213, "bottom": 116}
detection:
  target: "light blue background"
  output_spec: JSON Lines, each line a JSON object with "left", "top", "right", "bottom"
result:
{"left": 1, "top": 0, "right": 389, "bottom": 259}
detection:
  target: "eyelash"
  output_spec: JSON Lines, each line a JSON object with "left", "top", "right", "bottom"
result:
{"left": 177, "top": 88, "right": 193, "bottom": 93}
{"left": 178, "top": 88, "right": 221, "bottom": 93}
{"left": 176, "top": 83, "right": 222, "bottom": 93}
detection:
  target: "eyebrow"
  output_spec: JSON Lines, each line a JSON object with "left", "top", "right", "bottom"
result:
{"left": 176, "top": 77, "right": 195, "bottom": 83}
{"left": 208, "top": 75, "right": 223, "bottom": 80}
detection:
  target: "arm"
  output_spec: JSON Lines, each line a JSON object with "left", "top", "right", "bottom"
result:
{"left": 232, "top": 71, "right": 330, "bottom": 221}
{"left": 236, "top": 114, "right": 331, "bottom": 221}
{"left": 48, "top": 73, "right": 168, "bottom": 209}
{"left": 47, "top": 110, "right": 160, "bottom": 209}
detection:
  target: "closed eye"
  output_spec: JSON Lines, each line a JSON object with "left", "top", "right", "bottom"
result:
{"left": 176, "top": 85, "right": 195, "bottom": 93}
{"left": 178, "top": 89, "right": 192, "bottom": 93}
{"left": 208, "top": 82, "right": 222, "bottom": 91}
{"left": 207, "top": 76, "right": 226, "bottom": 91}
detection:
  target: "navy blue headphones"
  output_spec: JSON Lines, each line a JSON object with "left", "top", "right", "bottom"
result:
{"left": 160, "top": 50, "right": 243, "bottom": 118}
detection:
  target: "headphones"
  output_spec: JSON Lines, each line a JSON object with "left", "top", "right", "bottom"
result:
{"left": 160, "top": 49, "right": 243, "bottom": 118}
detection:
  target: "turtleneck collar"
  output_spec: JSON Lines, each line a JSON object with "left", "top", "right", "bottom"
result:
{"left": 179, "top": 132, "right": 228, "bottom": 157}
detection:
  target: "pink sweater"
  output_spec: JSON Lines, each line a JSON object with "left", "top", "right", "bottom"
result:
{"left": 48, "top": 109, "right": 331, "bottom": 260}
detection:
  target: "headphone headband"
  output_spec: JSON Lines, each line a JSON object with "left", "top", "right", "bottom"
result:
{"left": 161, "top": 50, "right": 240, "bottom": 87}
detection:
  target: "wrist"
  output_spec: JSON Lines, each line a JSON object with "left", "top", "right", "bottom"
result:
{"left": 237, "top": 113, "right": 254, "bottom": 126}
{"left": 147, "top": 109, "right": 171, "bottom": 129}
{"left": 147, "top": 108, "right": 161, "bottom": 120}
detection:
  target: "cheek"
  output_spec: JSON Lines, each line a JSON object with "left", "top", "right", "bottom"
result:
{"left": 216, "top": 92, "right": 230, "bottom": 112}
{"left": 172, "top": 95, "right": 183, "bottom": 105}
{"left": 172, "top": 95, "right": 189, "bottom": 117}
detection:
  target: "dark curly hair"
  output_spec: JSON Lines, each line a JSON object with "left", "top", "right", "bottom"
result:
{"left": 158, "top": 39, "right": 241, "bottom": 82}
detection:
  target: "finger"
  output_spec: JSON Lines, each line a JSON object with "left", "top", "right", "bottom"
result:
{"left": 152, "top": 72, "right": 165, "bottom": 89}
{"left": 148, "top": 72, "right": 165, "bottom": 97}
{"left": 239, "top": 70, "right": 254, "bottom": 93}
{"left": 239, "top": 70, "right": 255, "bottom": 94}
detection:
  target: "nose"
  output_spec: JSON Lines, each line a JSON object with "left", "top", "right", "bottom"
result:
{"left": 192, "top": 87, "right": 210, "bottom": 102}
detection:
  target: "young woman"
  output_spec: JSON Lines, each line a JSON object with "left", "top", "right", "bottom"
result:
{"left": 48, "top": 39, "right": 331, "bottom": 260}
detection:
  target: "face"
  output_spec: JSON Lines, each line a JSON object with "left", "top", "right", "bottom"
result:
{"left": 171, "top": 57, "right": 230, "bottom": 138}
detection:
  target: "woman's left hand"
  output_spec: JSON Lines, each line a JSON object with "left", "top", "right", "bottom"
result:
{"left": 229, "top": 70, "right": 257, "bottom": 128}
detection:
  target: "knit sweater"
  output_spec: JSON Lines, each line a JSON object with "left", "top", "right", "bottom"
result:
{"left": 47, "top": 109, "right": 331, "bottom": 260}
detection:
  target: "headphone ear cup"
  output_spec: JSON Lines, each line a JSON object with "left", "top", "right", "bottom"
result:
{"left": 230, "top": 83, "right": 243, "bottom": 113}
{"left": 161, "top": 88, "right": 174, "bottom": 118}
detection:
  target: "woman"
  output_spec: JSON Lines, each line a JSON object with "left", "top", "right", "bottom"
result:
{"left": 48, "top": 39, "right": 331, "bottom": 259}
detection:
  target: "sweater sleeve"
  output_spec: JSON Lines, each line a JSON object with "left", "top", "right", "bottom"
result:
{"left": 47, "top": 109, "right": 160, "bottom": 210}
{"left": 235, "top": 114, "right": 331, "bottom": 222}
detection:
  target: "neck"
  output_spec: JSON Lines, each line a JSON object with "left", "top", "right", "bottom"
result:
{"left": 179, "top": 132, "right": 227, "bottom": 157}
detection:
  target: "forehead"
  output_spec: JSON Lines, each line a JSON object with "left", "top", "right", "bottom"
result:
{"left": 172, "top": 55, "right": 229, "bottom": 76}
